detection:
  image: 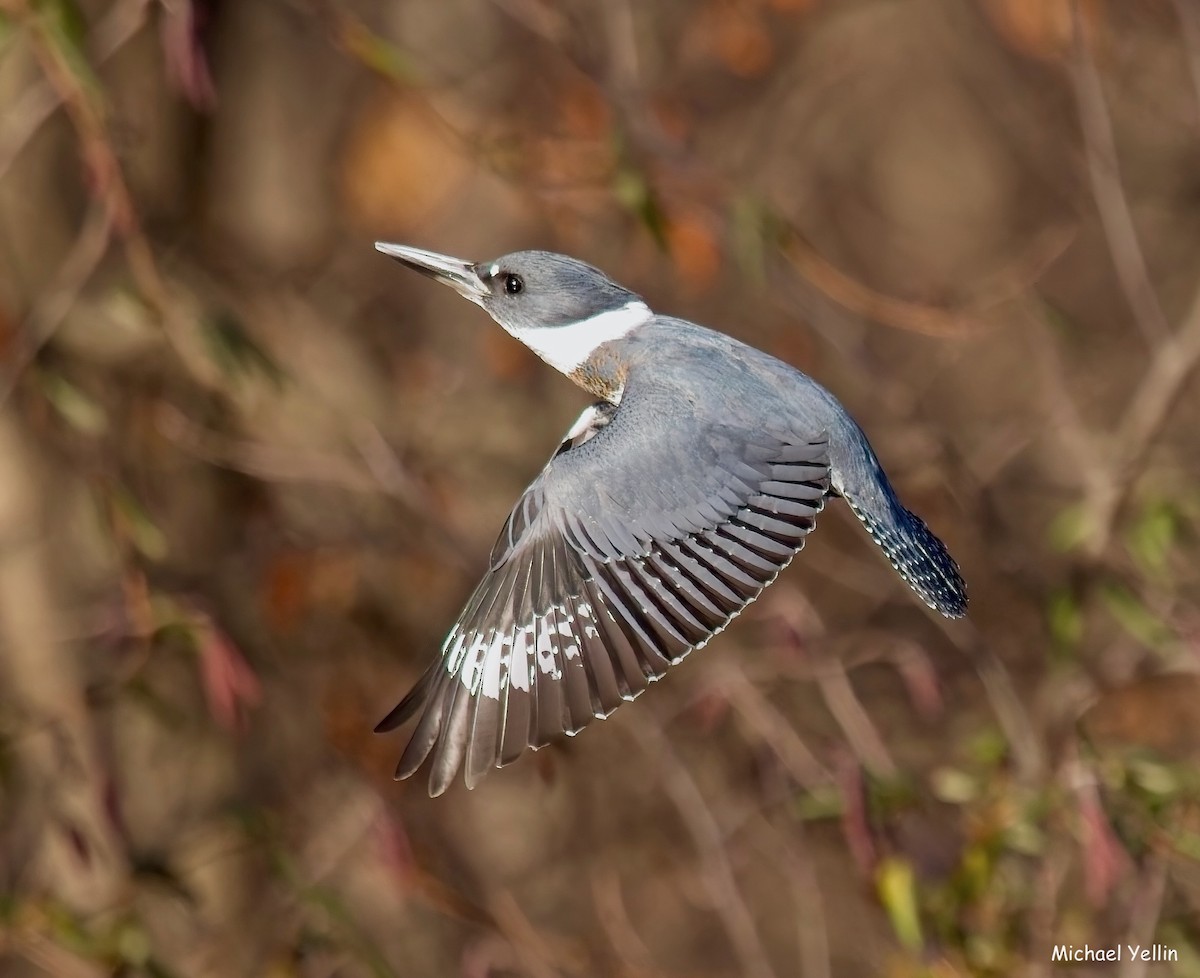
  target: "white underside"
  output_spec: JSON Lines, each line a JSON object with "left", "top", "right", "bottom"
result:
{"left": 507, "top": 300, "right": 652, "bottom": 374}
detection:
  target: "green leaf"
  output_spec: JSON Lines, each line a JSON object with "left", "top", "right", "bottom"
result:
{"left": 876, "top": 857, "right": 923, "bottom": 951}
{"left": 341, "top": 21, "right": 418, "bottom": 83}
{"left": 113, "top": 918, "right": 151, "bottom": 966}
{"left": 612, "top": 164, "right": 667, "bottom": 247}
{"left": 967, "top": 727, "right": 1009, "bottom": 768}
{"left": 1098, "top": 583, "right": 1170, "bottom": 649}
{"left": 1003, "top": 818, "right": 1044, "bottom": 856}
{"left": 1046, "top": 587, "right": 1083, "bottom": 657}
{"left": 110, "top": 487, "right": 168, "bottom": 561}
{"left": 730, "top": 193, "right": 768, "bottom": 286}
{"left": 930, "top": 766, "right": 978, "bottom": 805}
{"left": 39, "top": 371, "right": 108, "bottom": 434}
{"left": 1048, "top": 502, "right": 1092, "bottom": 552}
{"left": 1127, "top": 757, "right": 1180, "bottom": 798}
{"left": 1038, "top": 297, "right": 1080, "bottom": 339}
{"left": 791, "top": 785, "right": 843, "bottom": 821}
{"left": 34, "top": 0, "right": 103, "bottom": 106}
{"left": 202, "top": 310, "right": 285, "bottom": 386}
{"left": 1126, "top": 498, "right": 1179, "bottom": 575}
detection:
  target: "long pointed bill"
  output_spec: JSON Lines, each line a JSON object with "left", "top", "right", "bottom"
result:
{"left": 375, "top": 243, "right": 489, "bottom": 305}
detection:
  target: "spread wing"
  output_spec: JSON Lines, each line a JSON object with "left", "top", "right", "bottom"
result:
{"left": 377, "top": 390, "right": 830, "bottom": 796}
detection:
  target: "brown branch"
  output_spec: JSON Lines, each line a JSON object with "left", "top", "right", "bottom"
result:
{"left": 0, "top": 410, "right": 129, "bottom": 911}
{"left": 771, "top": 588, "right": 898, "bottom": 777}
{"left": 155, "top": 404, "right": 477, "bottom": 570}
{"left": 932, "top": 616, "right": 1044, "bottom": 782}
{"left": 1, "top": 927, "right": 107, "bottom": 978}
{"left": 747, "top": 815, "right": 832, "bottom": 978}
{"left": 0, "top": 0, "right": 150, "bottom": 181}
{"left": 156, "top": 402, "right": 400, "bottom": 497}
{"left": 1172, "top": 0, "right": 1200, "bottom": 115}
{"left": 716, "top": 661, "right": 832, "bottom": 790}
{"left": 780, "top": 231, "right": 1004, "bottom": 339}
{"left": 633, "top": 717, "right": 779, "bottom": 978}
{"left": 7, "top": 0, "right": 221, "bottom": 391}
{"left": 1071, "top": 1, "right": 1171, "bottom": 346}
{"left": 1118, "top": 852, "right": 1169, "bottom": 978}
{"left": 0, "top": 199, "right": 114, "bottom": 407}
{"left": 813, "top": 659, "right": 898, "bottom": 778}
{"left": 1080, "top": 281, "right": 1200, "bottom": 557}
{"left": 488, "top": 889, "right": 583, "bottom": 978}
{"left": 590, "top": 867, "right": 665, "bottom": 978}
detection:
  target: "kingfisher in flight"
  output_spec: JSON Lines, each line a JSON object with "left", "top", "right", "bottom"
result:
{"left": 374, "top": 243, "right": 967, "bottom": 796}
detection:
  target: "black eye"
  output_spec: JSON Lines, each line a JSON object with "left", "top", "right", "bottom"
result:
{"left": 503, "top": 273, "right": 524, "bottom": 295}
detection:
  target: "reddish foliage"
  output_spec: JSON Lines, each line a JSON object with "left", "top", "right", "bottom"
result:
{"left": 1077, "top": 778, "right": 1131, "bottom": 907}
{"left": 197, "top": 621, "right": 263, "bottom": 733}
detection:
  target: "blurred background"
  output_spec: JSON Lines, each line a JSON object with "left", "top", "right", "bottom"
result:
{"left": 2, "top": 0, "right": 1200, "bottom": 975}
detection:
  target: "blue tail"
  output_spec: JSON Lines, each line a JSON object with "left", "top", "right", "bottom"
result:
{"left": 836, "top": 481, "right": 967, "bottom": 618}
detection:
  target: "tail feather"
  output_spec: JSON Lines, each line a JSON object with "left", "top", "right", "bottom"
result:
{"left": 845, "top": 494, "right": 968, "bottom": 618}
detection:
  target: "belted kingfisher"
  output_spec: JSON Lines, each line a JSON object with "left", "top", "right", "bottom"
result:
{"left": 374, "top": 243, "right": 967, "bottom": 796}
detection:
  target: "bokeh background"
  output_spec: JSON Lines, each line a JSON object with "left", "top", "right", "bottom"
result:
{"left": 2, "top": 0, "right": 1200, "bottom": 975}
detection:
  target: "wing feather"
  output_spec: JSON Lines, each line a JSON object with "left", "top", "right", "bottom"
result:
{"left": 379, "top": 399, "right": 831, "bottom": 794}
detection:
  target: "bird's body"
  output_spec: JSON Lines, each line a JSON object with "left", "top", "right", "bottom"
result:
{"left": 374, "top": 245, "right": 967, "bottom": 795}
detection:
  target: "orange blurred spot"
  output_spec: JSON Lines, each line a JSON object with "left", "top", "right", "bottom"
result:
{"left": 649, "top": 96, "right": 691, "bottom": 146}
{"left": 322, "top": 677, "right": 400, "bottom": 774}
{"left": 262, "top": 548, "right": 359, "bottom": 633}
{"left": 339, "top": 89, "right": 473, "bottom": 233}
{"left": 703, "top": 2, "right": 774, "bottom": 78}
{"left": 308, "top": 550, "right": 359, "bottom": 613}
{"left": 981, "top": 0, "right": 1099, "bottom": 62}
{"left": 666, "top": 211, "right": 722, "bottom": 291}
{"left": 557, "top": 78, "right": 613, "bottom": 140}
{"left": 262, "top": 550, "right": 311, "bottom": 634}
{"left": 528, "top": 137, "right": 618, "bottom": 189}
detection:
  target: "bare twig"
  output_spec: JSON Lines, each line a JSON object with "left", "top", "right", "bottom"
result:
{"left": 1173, "top": 0, "right": 1200, "bottom": 116}
{"left": 1071, "top": 1, "right": 1170, "bottom": 346}
{"left": 716, "top": 661, "right": 833, "bottom": 789}
{"left": 781, "top": 227, "right": 1074, "bottom": 339}
{"left": 0, "top": 410, "right": 129, "bottom": 910}
{"left": 813, "top": 659, "right": 898, "bottom": 778}
{"left": 633, "top": 717, "right": 779, "bottom": 978}
{"left": 156, "top": 403, "right": 475, "bottom": 569}
{"left": 771, "top": 589, "right": 898, "bottom": 777}
{"left": 0, "top": 199, "right": 114, "bottom": 407}
{"left": 1025, "top": 838, "right": 1072, "bottom": 978}
{"left": 348, "top": 420, "right": 433, "bottom": 511}
{"left": 935, "top": 617, "right": 1044, "bottom": 782}
{"left": 156, "top": 402, "right": 393, "bottom": 494}
{"left": 590, "top": 867, "right": 660, "bottom": 976}
{"left": 749, "top": 815, "right": 832, "bottom": 978}
{"left": 6, "top": 0, "right": 220, "bottom": 390}
{"left": 488, "top": 889, "right": 582, "bottom": 978}
{"left": 1025, "top": 300, "right": 1110, "bottom": 503}
{"left": 1, "top": 927, "right": 108, "bottom": 978}
{"left": 1118, "top": 853, "right": 1169, "bottom": 978}
{"left": 0, "top": 0, "right": 150, "bottom": 181}
{"left": 1080, "top": 282, "right": 1200, "bottom": 556}
{"left": 602, "top": 0, "right": 642, "bottom": 98}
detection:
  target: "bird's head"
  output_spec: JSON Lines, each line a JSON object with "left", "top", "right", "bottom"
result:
{"left": 376, "top": 243, "right": 650, "bottom": 396}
